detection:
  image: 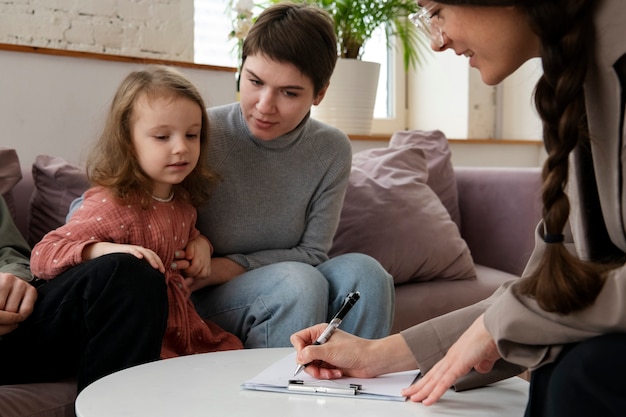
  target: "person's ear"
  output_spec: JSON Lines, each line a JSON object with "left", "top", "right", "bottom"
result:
{"left": 313, "top": 83, "right": 330, "bottom": 106}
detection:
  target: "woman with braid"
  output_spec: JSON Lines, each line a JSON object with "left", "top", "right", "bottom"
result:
{"left": 291, "top": 1, "right": 626, "bottom": 415}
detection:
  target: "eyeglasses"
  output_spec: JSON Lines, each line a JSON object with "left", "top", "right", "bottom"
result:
{"left": 409, "top": 3, "right": 444, "bottom": 49}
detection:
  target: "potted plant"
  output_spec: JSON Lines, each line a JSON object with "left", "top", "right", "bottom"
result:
{"left": 262, "top": 0, "right": 427, "bottom": 134}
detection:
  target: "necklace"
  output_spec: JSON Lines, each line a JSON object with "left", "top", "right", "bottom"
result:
{"left": 151, "top": 192, "right": 174, "bottom": 203}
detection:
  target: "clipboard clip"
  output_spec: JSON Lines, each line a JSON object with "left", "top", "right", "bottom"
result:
{"left": 288, "top": 379, "right": 362, "bottom": 396}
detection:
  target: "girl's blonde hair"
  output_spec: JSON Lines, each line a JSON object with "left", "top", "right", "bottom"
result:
{"left": 87, "top": 65, "right": 217, "bottom": 208}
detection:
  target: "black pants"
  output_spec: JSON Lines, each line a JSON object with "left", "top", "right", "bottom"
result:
{"left": 525, "top": 333, "right": 626, "bottom": 417}
{"left": 0, "top": 253, "right": 168, "bottom": 392}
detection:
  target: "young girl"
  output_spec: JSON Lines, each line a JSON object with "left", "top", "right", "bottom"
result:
{"left": 31, "top": 65, "right": 243, "bottom": 358}
{"left": 292, "top": 1, "right": 626, "bottom": 416}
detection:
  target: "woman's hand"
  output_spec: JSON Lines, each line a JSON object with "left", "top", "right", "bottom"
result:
{"left": 291, "top": 324, "right": 417, "bottom": 380}
{"left": 291, "top": 324, "right": 377, "bottom": 379}
{"left": 175, "top": 253, "right": 245, "bottom": 292}
{"left": 178, "top": 236, "right": 212, "bottom": 286}
{"left": 401, "top": 314, "right": 500, "bottom": 405}
{"left": 82, "top": 242, "right": 165, "bottom": 272}
{"left": 0, "top": 272, "right": 37, "bottom": 335}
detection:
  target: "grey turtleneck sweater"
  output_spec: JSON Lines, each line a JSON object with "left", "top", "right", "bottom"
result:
{"left": 197, "top": 103, "right": 351, "bottom": 270}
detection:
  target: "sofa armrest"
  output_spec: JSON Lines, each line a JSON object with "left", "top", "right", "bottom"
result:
{"left": 455, "top": 166, "right": 542, "bottom": 277}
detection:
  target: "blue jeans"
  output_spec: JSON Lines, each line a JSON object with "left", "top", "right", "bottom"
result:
{"left": 191, "top": 253, "right": 394, "bottom": 348}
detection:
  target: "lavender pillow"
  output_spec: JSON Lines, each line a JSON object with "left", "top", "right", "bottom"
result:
{"left": 27, "top": 155, "right": 89, "bottom": 246}
{"left": 0, "top": 148, "right": 22, "bottom": 217}
{"left": 329, "top": 131, "right": 475, "bottom": 284}
{"left": 390, "top": 129, "right": 461, "bottom": 229}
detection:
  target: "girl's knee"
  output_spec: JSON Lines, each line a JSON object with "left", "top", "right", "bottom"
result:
{"left": 97, "top": 253, "right": 167, "bottom": 298}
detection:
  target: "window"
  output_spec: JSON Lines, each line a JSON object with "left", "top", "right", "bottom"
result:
{"left": 362, "top": 28, "right": 407, "bottom": 134}
{"left": 194, "top": 0, "right": 406, "bottom": 134}
{"left": 194, "top": 1, "right": 239, "bottom": 68}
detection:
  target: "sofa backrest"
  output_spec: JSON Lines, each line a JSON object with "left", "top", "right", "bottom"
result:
{"left": 455, "top": 166, "right": 543, "bottom": 276}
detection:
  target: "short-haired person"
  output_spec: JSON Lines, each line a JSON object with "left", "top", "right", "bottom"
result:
{"left": 291, "top": 1, "right": 626, "bottom": 416}
{"left": 186, "top": 2, "right": 395, "bottom": 347}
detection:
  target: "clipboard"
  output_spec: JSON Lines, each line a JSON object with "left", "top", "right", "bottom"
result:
{"left": 288, "top": 379, "right": 362, "bottom": 396}
{"left": 241, "top": 351, "right": 420, "bottom": 401}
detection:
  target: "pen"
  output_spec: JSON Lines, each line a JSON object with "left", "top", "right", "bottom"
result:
{"left": 293, "top": 291, "right": 360, "bottom": 377}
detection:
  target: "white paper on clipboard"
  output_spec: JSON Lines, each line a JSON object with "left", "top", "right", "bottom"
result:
{"left": 241, "top": 351, "right": 420, "bottom": 401}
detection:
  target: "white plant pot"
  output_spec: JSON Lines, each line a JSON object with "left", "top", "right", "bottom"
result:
{"left": 311, "top": 58, "right": 380, "bottom": 135}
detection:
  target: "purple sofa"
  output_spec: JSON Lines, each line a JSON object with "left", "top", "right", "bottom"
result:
{"left": 2, "top": 153, "right": 542, "bottom": 416}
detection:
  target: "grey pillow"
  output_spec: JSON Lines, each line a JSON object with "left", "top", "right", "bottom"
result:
{"left": 390, "top": 130, "right": 461, "bottom": 229}
{"left": 27, "top": 155, "right": 89, "bottom": 246}
{"left": 329, "top": 131, "right": 475, "bottom": 284}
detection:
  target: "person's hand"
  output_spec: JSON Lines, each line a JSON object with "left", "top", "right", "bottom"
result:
{"left": 401, "top": 314, "right": 500, "bottom": 405}
{"left": 176, "top": 254, "right": 245, "bottom": 292}
{"left": 291, "top": 324, "right": 416, "bottom": 380}
{"left": 82, "top": 242, "right": 165, "bottom": 272}
{"left": 291, "top": 324, "right": 377, "bottom": 379}
{"left": 176, "top": 236, "right": 212, "bottom": 292}
{"left": 0, "top": 272, "right": 37, "bottom": 335}
{"left": 181, "top": 236, "right": 212, "bottom": 278}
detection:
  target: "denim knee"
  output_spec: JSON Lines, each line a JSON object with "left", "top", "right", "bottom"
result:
{"left": 317, "top": 253, "right": 394, "bottom": 338}
{"left": 239, "top": 262, "right": 329, "bottom": 347}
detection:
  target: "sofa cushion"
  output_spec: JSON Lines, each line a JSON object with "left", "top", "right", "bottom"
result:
{"left": 0, "top": 148, "right": 23, "bottom": 218}
{"left": 27, "top": 155, "right": 89, "bottom": 246}
{"left": 390, "top": 130, "right": 461, "bottom": 229}
{"left": 0, "top": 380, "right": 76, "bottom": 417}
{"left": 329, "top": 130, "right": 476, "bottom": 284}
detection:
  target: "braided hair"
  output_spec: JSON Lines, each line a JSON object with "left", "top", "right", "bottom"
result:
{"left": 517, "top": 0, "right": 613, "bottom": 314}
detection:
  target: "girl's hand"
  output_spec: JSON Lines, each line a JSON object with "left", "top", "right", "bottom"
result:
{"left": 401, "top": 314, "right": 500, "bottom": 405}
{"left": 82, "top": 242, "right": 165, "bottom": 273}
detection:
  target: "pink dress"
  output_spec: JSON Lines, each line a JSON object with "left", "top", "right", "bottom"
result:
{"left": 31, "top": 186, "right": 243, "bottom": 358}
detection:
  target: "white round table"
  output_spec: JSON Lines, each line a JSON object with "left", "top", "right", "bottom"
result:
{"left": 76, "top": 348, "right": 529, "bottom": 417}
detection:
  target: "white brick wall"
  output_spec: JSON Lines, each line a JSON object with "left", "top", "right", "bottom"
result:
{"left": 0, "top": 0, "right": 194, "bottom": 61}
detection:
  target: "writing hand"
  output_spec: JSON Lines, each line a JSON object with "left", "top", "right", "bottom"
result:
{"left": 291, "top": 323, "right": 381, "bottom": 380}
